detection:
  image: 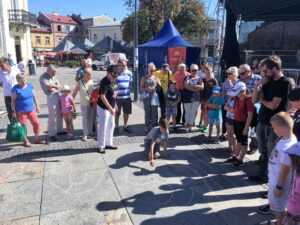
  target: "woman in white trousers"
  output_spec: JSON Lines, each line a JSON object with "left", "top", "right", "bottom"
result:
{"left": 97, "top": 65, "right": 119, "bottom": 153}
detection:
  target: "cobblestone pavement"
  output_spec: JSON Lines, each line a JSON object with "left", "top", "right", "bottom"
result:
{"left": 0, "top": 67, "right": 273, "bottom": 225}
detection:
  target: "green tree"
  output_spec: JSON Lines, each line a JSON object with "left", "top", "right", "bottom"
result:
{"left": 121, "top": 0, "right": 209, "bottom": 44}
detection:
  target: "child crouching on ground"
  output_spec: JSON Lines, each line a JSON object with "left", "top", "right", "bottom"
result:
{"left": 164, "top": 80, "right": 181, "bottom": 131}
{"left": 207, "top": 86, "right": 224, "bottom": 144}
{"left": 144, "top": 119, "right": 169, "bottom": 167}
{"left": 283, "top": 142, "right": 300, "bottom": 225}
{"left": 268, "top": 112, "right": 297, "bottom": 225}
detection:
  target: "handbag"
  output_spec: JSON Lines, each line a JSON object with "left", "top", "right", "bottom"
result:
{"left": 6, "top": 120, "right": 26, "bottom": 142}
{"left": 139, "top": 91, "right": 149, "bottom": 101}
{"left": 151, "top": 92, "right": 160, "bottom": 106}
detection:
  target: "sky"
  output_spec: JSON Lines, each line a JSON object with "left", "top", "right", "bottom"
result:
{"left": 28, "top": 0, "right": 218, "bottom": 21}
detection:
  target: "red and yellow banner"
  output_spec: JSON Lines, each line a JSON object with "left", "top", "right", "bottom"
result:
{"left": 168, "top": 47, "right": 186, "bottom": 72}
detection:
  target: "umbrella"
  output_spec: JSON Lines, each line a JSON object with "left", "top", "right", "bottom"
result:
{"left": 70, "top": 47, "right": 88, "bottom": 55}
{"left": 76, "top": 38, "right": 95, "bottom": 51}
{"left": 53, "top": 39, "right": 75, "bottom": 53}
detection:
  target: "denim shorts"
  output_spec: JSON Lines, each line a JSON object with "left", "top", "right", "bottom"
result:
{"left": 226, "top": 117, "right": 234, "bottom": 125}
{"left": 208, "top": 117, "right": 221, "bottom": 126}
{"left": 166, "top": 106, "right": 177, "bottom": 117}
{"left": 268, "top": 185, "right": 290, "bottom": 212}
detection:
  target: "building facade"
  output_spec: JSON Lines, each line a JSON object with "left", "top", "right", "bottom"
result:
{"left": 82, "top": 15, "right": 114, "bottom": 39}
{"left": 0, "top": 0, "right": 37, "bottom": 63}
{"left": 37, "top": 12, "right": 83, "bottom": 48}
{"left": 89, "top": 21, "right": 122, "bottom": 44}
{"left": 30, "top": 24, "right": 54, "bottom": 53}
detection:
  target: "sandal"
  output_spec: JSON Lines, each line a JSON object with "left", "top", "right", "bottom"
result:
{"left": 124, "top": 126, "right": 133, "bottom": 133}
{"left": 34, "top": 140, "right": 45, "bottom": 144}
{"left": 114, "top": 127, "right": 119, "bottom": 135}
{"left": 23, "top": 142, "right": 32, "bottom": 147}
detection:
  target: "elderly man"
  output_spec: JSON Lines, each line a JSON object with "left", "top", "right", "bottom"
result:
{"left": 155, "top": 63, "right": 173, "bottom": 119}
{"left": 75, "top": 59, "right": 88, "bottom": 81}
{"left": 40, "top": 65, "right": 64, "bottom": 141}
{"left": 114, "top": 59, "right": 133, "bottom": 134}
{"left": 173, "top": 63, "right": 189, "bottom": 124}
{"left": 0, "top": 57, "right": 20, "bottom": 122}
{"left": 239, "top": 64, "right": 261, "bottom": 155}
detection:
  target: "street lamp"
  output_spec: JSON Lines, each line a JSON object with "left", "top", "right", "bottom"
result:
{"left": 133, "top": 0, "right": 139, "bottom": 101}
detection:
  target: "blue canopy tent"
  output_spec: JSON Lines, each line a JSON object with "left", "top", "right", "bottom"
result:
{"left": 138, "top": 19, "right": 201, "bottom": 72}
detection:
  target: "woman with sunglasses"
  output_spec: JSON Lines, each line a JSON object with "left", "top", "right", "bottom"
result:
{"left": 182, "top": 64, "right": 204, "bottom": 132}
{"left": 140, "top": 63, "right": 161, "bottom": 134}
{"left": 96, "top": 65, "right": 119, "bottom": 154}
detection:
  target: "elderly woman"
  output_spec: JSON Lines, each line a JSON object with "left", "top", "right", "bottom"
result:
{"left": 173, "top": 63, "right": 189, "bottom": 125}
{"left": 140, "top": 63, "right": 161, "bottom": 133}
{"left": 11, "top": 73, "right": 44, "bottom": 147}
{"left": 72, "top": 68, "right": 94, "bottom": 141}
{"left": 182, "top": 64, "right": 204, "bottom": 132}
{"left": 97, "top": 65, "right": 119, "bottom": 154}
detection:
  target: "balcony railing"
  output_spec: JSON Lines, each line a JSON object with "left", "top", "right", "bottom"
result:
{"left": 8, "top": 9, "right": 37, "bottom": 27}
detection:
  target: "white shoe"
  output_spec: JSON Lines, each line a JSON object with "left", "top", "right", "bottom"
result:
{"left": 82, "top": 136, "right": 88, "bottom": 142}
{"left": 154, "top": 152, "right": 160, "bottom": 159}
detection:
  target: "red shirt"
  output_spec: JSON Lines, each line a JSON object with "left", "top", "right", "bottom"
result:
{"left": 234, "top": 97, "right": 254, "bottom": 122}
{"left": 90, "top": 88, "right": 99, "bottom": 109}
{"left": 173, "top": 71, "right": 189, "bottom": 90}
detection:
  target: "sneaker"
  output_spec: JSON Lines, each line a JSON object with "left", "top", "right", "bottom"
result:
{"left": 124, "top": 126, "right": 133, "bottom": 133}
{"left": 198, "top": 123, "right": 204, "bottom": 128}
{"left": 105, "top": 145, "right": 118, "bottom": 150}
{"left": 232, "top": 160, "right": 243, "bottom": 167}
{"left": 200, "top": 127, "right": 207, "bottom": 133}
{"left": 57, "top": 131, "right": 67, "bottom": 135}
{"left": 257, "top": 204, "right": 275, "bottom": 215}
{"left": 154, "top": 152, "right": 160, "bottom": 159}
{"left": 65, "top": 134, "right": 74, "bottom": 140}
{"left": 50, "top": 136, "right": 58, "bottom": 142}
{"left": 260, "top": 191, "right": 268, "bottom": 199}
{"left": 224, "top": 156, "right": 237, "bottom": 163}
{"left": 97, "top": 148, "right": 106, "bottom": 154}
{"left": 82, "top": 136, "right": 88, "bottom": 142}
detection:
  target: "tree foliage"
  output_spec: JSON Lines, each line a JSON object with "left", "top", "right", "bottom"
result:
{"left": 121, "top": 0, "right": 210, "bottom": 44}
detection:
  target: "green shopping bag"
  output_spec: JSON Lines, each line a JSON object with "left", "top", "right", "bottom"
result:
{"left": 6, "top": 120, "right": 26, "bottom": 142}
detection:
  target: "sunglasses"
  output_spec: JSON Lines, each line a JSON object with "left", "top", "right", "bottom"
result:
{"left": 227, "top": 72, "right": 233, "bottom": 75}
{"left": 191, "top": 70, "right": 198, "bottom": 72}
{"left": 239, "top": 71, "right": 247, "bottom": 75}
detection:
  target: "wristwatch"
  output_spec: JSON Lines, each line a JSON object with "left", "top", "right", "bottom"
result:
{"left": 276, "top": 184, "right": 283, "bottom": 190}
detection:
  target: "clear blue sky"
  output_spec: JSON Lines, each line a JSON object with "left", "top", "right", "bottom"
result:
{"left": 28, "top": 0, "right": 218, "bottom": 21}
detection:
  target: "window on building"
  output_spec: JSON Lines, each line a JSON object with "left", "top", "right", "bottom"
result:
{"left": 35, "top": 36, "right": 41, "bottom": 44}
{"left": 45, "top": 36, "right": 50, "bottom": 45}
{"left": 58, "top": 38, "right": 62, "bottom": 43}
{"left": 57, "top": 25, "right": 61, "bottom": 32}
{"left": 74, "top": 27, "right": 79, "bottom": 33}
{"left": 114, "top": 33, "right": 117, "bottom": 40}
{"left": 66, "top": 26, "right": 71, "bottom": 32}
{"left": 94, "top": 34, "right": 97, "bottom": 41}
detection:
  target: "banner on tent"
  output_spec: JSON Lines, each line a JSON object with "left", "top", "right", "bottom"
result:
{"left": 168, "top": 47, "right": 186, "bottom": 72}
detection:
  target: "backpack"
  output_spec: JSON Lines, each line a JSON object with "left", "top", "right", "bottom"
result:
{"left": 234, "top": 97, "right": 258, "bottom": 128}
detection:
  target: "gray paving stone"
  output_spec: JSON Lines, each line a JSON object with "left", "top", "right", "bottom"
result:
{"left": 41, "top": 168, "right": 120, "bottom": 215}
{"left": 0, "top": 179, "right": 42, "bottom": 222}
{"left": 0, "top": 216, "right": 39, "bottom": 225}
{"left": 40, "top": 206, "right": 133, "bottom": 225}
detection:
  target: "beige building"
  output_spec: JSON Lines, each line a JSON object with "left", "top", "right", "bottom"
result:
{"left": 30, "top": 25, "right": 54, "bottom": 53}
{"left": 0, "top": 0, "right": 37, "bottom": 63}
{"left": 89, "top": 21, "right": 122, "bottom": 44}
{"left": 82, "top": 15, "right": 114, "bottom": 39}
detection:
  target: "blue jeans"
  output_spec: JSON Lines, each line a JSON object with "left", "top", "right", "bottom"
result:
{"left": 256, "top": 122, "right": 277, "bottom": 180}
{"left": 144, "top": 139, "right": 160, "bottom": 158}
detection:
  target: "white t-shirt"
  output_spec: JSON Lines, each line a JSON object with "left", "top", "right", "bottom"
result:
{"left": 0, "top": 66, "right": 20, "bottom": 96}
{"left": 268, "top": 137, "right": 297, "bottom": 187}
{"left": 197, "top": 71, "right": 206, "bottom": 79}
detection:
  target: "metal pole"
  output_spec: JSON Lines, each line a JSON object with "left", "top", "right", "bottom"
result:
{"left": 133, "top": 0, "right": 139, "bottom": 101}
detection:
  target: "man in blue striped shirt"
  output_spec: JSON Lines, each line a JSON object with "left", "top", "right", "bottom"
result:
{"left": 115, "top": 59, "right": 133, "bottom": 134}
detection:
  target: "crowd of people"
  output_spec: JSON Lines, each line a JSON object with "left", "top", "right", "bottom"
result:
{"left": 1, "top": 54, "right": 300, "bottom": 225}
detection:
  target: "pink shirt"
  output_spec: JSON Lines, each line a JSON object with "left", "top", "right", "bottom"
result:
{"left": 287, "top": 176, "right": 300, "bottom": 216}
{"left": 59, "top": 95, "right": 73, "bottom": 113}
{"left": 173, "top": 71, "right": 189, "bottom": 90}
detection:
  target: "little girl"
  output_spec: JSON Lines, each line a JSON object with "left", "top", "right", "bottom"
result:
{"left": 283, "top": 142, "right": 300, "bottom": 225}
{"left": 60, "top": 85, "right": 76, "bottom": 139}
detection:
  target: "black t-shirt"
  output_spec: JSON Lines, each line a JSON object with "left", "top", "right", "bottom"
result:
{"left": 258, "top": 76, "right": 290, "bottom": 124}
{"left": 97, "top": 76, "right": 118, "bottom": 110}
{"left": 202, "top": 78, "right": 218, "bottom": 100}
{"left": 293, "top": 109, "right": 300, "bottom": 141}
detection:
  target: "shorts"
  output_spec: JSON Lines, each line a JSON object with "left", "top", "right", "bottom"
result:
{"left": 233, "top": 120, "right": 248, "bottom": 146}
{"left": 166, "top": 106, "right": 177, "bottom": 117}
{"left": 268, "top": 185, "right": 290, "bottom": 212}
{"left": 62, "top": 112, "right": 72, "bottom": 119}
{"left": 201, "top": 99, "right": 209, "bottom": 111}
{"left": 226, "top": 117, "right": 234, "bottom": 126}
{"left": 208, "top": 117, "right": 221, "bottom": 126}
{"left": 144, "top": 139, "right": 160, "bottom": 158}
{"left": 116, "top": 97, "right": 132, "bottom": 116}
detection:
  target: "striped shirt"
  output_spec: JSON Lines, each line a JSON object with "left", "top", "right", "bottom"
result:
{"left": 116, "top": 70, "right": 133, "bottom": 99}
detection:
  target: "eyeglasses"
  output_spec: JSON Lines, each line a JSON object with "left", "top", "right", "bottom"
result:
{"left": 191, "top": 70, "right": 198, "bottom": 72}
{"left": 227, "top": 72, "right": 233, "bottom": 75}
{"left": 239, "top": 71, "right": 247, "bottom": 76}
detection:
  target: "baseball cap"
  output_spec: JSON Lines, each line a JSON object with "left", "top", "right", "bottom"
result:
{"left": 162, "top": 63, "right": 169, "bottom": 70}
{"left": 285, "top": 142, "right": 300, "bottom": 156}
{"left": 212, "top": 86, "right": 221, "bottom": 94}
{"left": 228, "top": 82, "right": 246, "bottom": 96}
{"left": 62, "top": 84, "right": 71, "bottom": 92}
